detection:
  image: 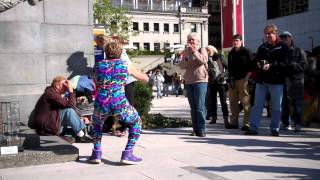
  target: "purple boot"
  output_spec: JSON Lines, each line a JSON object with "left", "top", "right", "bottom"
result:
{"left": 89, "top": 149, "right": 102, "bottom": 164}
{"left": 120, "top": 150, "right": 142, "bottom": 165}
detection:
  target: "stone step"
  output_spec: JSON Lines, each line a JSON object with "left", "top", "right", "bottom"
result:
{"left": 0, "top": 126, "right": 78, "bottom": 169}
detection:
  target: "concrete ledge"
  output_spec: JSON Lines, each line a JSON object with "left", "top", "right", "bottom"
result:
{"left": 0, "top": 132, "right": 78, "bottom": 169}
{"left": 19, "top": 124, "right": 40, "bottom": 149}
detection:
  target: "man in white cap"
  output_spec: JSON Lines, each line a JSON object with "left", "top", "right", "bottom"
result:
{"left": 279, "top": 30, "right": 307, "bottom": 132}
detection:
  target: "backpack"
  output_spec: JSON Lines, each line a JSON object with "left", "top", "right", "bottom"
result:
{"left": 207, "top": 55, "right": 225, "bottom": 84}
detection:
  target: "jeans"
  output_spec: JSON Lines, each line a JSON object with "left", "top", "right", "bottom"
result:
{"left": 59, "top": 108, "right": 86, "bottom": 133}
{"left": 185, "top": 82, "right": 208, "bottom": 134}
{"left": 156, "top": 85, "right": 163, "bottom": 98}
{"left": 174, "top": 84, "right": 181, "bottom": 96}
{"left": 282, "top": 85, "right": 304, "bottom": 126}
{"left": 282, "top": 95, "right": 303, "bottom": 126}
{"left": 249, "top": 83, "right": 283, "bottom": 132}
{"left": 163, "top": 83, "right": 170, "bottom": 96}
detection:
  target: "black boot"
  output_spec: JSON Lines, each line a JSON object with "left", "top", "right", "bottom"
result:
{"left": 223, "top": 116, "right": 230, "bottom": 128}
{"left": 209, "top": 116, "right": 217, "bottom": 124}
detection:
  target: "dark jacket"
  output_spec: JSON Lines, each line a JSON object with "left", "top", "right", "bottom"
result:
{"left": 305, "top": 57, "right": 320, "bottom": 95}
{"left": 33, "top": 86, "right": 76, "bottom": 135}
{"left": 255, "top": 41, "right": 289, "bottom": 84}
{"left": 286, "top": 45, "right": 307, "bottom": 97}
{"left": 208, "top": 54, "right": 228, "bottom": 84}
{"left": 228, "top": 46, "right": 253, "bottom": 80}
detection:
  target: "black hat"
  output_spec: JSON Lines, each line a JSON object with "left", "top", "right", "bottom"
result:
{"left": 232, "top": 34, "right": 242, "bottom": 40}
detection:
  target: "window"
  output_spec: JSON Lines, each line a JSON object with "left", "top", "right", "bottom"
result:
{"left": 133, "top": 22, "right": 139, "bottom": 31}
{"left": 133, "top": 42, "right": 139, "bottom": 50}
{"left": 164, "top": 23, "right": 169, "bottom": 33}
{"left": 143, "top": 23, "right": 149, "bottom": 31}
{"left": 267, "top": 0, "right": 308, "bottom": 19}
{"left": 144, "top": 43, "right": 150, "bottom": 51}
{"left": 154, "top": 43, "right": 160, "bottom": 52}
{"left": 191, "top": 23, "right": 197, "bottom": 32}
{"left": 154, "top": 23, "right": 159, "bottom": 32}
{"left": 174, "top": 24, "right": 179, "bottom": 33}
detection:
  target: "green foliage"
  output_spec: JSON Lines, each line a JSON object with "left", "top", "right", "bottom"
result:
{"left": 142, "top": 114, "right": 192, "bottom": 129}
{"left": 132, "top": 81, "right": 192, "bottom": 129}
{"left": 133, "top": 81, "right": 153, "bottom": 116}
{"left": 127, "top": 50, "right": 165, "bottom": 58}
{"left": 93, "top": 0, "right": 133, "bottom": 40}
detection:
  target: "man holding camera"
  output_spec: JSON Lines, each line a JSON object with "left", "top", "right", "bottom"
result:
{"left": 227, "top": 34, "right": 253, "bottom": 130}
{"left": 245, "top": 24, "right": 289, "bottom": 136}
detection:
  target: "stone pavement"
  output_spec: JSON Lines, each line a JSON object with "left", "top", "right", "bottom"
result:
{"left": 1, "top": 95, "right": 320, "bottom": 180}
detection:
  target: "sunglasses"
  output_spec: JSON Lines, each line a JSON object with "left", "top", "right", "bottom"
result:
{"left": 280, "top": 35, "right": 290, "bottom": 39}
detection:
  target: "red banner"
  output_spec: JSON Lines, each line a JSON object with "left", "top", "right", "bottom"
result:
{"left": 221, "top": 0, "right": 233, "bottom": 49}
{"left": 221, "top": 0, "right": 243, "bottom": 49}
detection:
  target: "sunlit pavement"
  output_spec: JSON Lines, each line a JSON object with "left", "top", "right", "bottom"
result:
{"left": 1, "top": 95, "right": 320, "bottom": 180}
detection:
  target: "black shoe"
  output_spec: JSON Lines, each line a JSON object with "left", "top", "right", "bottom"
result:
{"left": 244, "top": 130, "right": 258, "bottom": 135}
{"left": 270, "top": 130, "right": 279, "bottom": 136}
{"left": 76, "top": 135, "right": 93, "bottom": 143}
{"left": 189, "top": 132, "right": 197, "bottom": 136}
{"left": 241, "top": 125, "right": 250, "bottom": 131}
{"left": 294, "top": 124, "right": 301, "bottom": 132}
{"left": 209, "top": 120, "right": 216, "bottom": 124}
{"left": 197, "top": 133, "right": 206, "bottom": 137}
{"left": 225, "top": 124, "right": 239, "bottom": 129}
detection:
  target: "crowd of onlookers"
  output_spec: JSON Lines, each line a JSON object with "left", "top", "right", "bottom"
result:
{"left": 147, "top": 69, "right": 184, "bottom": 98}
{"left": 154, "top": 24, "right": 320, "bottom": 137}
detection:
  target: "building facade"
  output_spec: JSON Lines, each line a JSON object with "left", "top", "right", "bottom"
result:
{"left": 107, "top": 0, "right": 210, "bottom": 50}
{"left": 244, "top": 0, "right": 320, "bottom": 52}
{"left": 0, "top": 1, "right": 94, "bottom": 124}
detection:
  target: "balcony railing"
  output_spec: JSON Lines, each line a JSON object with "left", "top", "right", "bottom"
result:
{"left": 110, "top": 2, "right": 207, "bottom": 14}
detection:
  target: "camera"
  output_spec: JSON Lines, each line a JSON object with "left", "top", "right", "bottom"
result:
{"left": 260, "top": 60, "right": 267, "bottom": 68}
{"left": 185, "top": 45, "right": 192, "bottom": 52}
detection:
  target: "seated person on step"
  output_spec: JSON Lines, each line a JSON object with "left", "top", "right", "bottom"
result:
{"left": 31, "top": 75, "right": 91, "bottom": 142}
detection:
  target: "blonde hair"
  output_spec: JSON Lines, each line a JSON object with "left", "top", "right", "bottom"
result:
{"left": 264, "top": 24, "right": 278, "bottom": 34}
{"left": 51, "top": 76, "right": 66, "bottom": 87}
{"left": 105, "top": 41, "right": 123, "bottom": 59}
{"left": 206, "top": 45, "right": 218, "bottom": 55}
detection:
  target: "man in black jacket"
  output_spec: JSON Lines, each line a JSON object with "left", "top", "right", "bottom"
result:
{"left": 227, "top": 34, "right": 253, "bottom": 130}
{"left": 245, "top": 24, "right": 289, "bottom": 136}
{"left": 280, "top": 31, "right": 307, "bottom": 132}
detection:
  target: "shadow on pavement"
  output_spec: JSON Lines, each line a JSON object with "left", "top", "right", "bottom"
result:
{"left": 197, "top": 165, "right": 319, "bottom": 179}
{"left": 77, "top": 156, "right": 123, "bottom": 166}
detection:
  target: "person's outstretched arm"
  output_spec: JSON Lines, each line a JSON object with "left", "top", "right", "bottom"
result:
{"left": 128, "top": 64, "right": 149, "bottom": 84}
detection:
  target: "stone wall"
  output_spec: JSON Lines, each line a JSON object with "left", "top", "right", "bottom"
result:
{"left": 0, "top": 0, "right": 94, "bottom": 124}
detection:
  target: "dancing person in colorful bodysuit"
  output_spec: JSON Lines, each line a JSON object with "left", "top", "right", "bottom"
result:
{"left": 89, "top": 42, "right": 149, "bottom": 165}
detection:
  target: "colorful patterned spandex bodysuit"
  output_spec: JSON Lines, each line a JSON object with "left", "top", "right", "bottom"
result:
{"left": 92, "top": 58, "right": 141, "bottom": 151}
